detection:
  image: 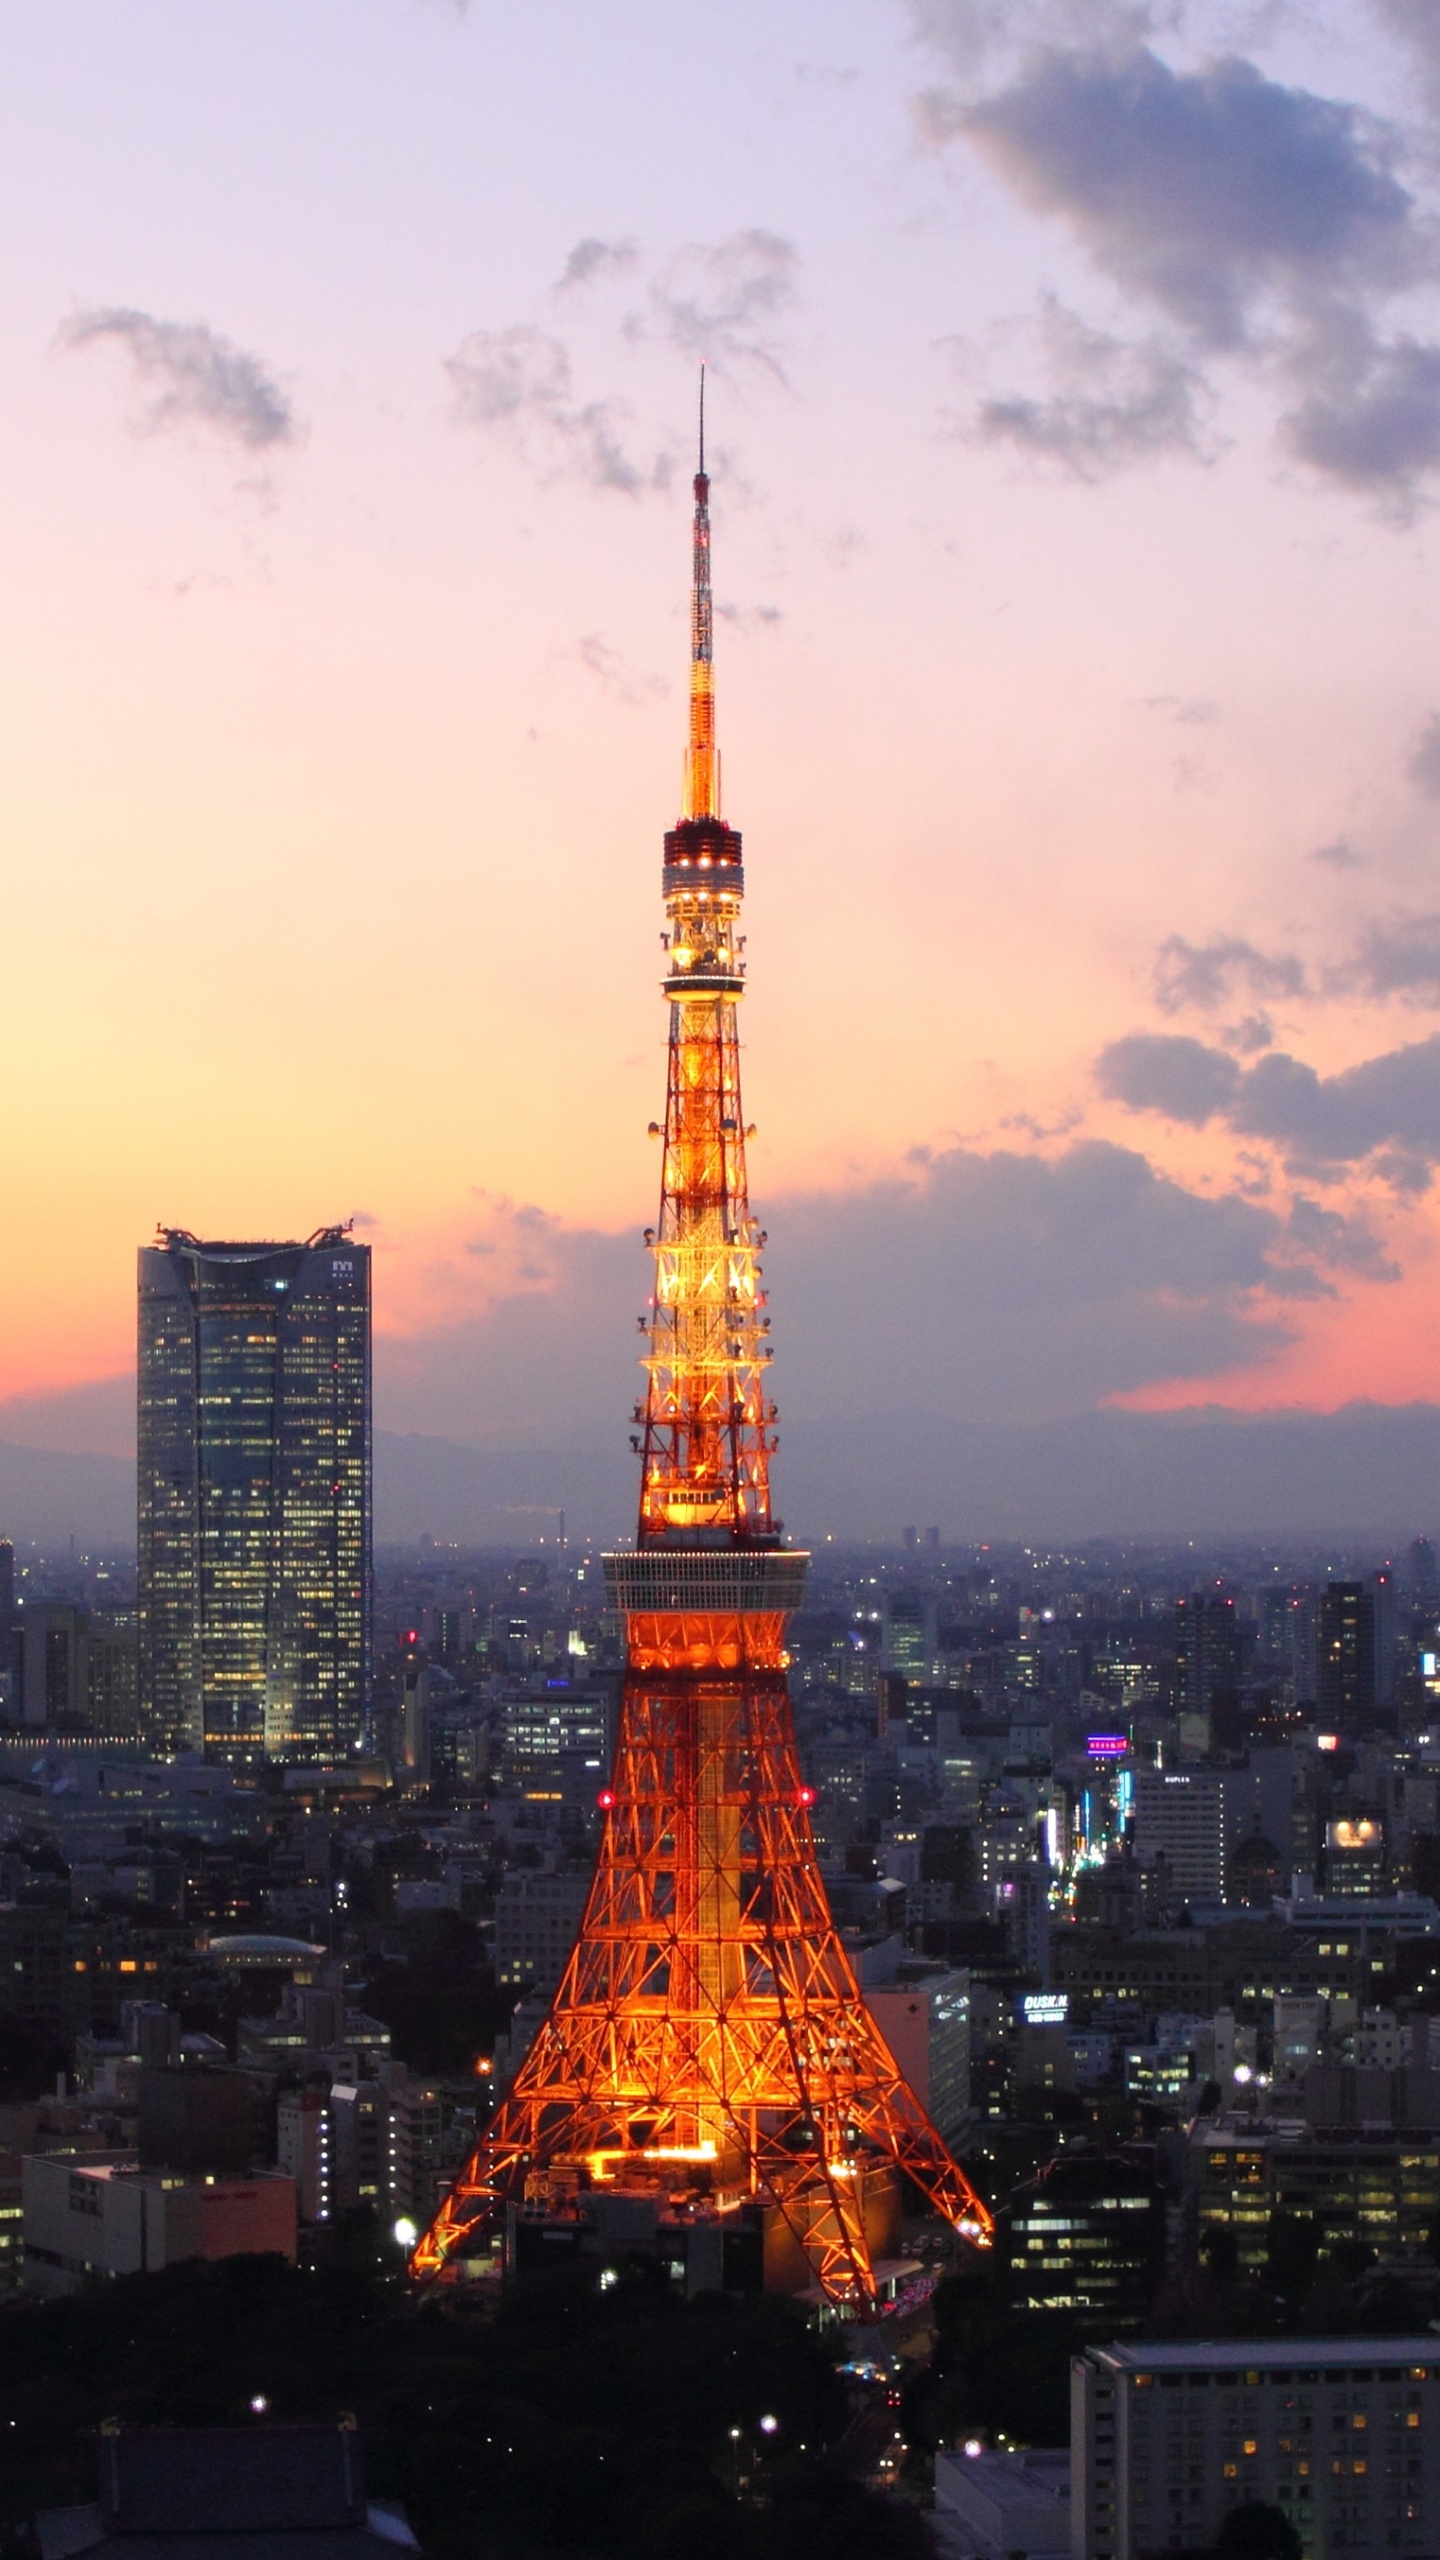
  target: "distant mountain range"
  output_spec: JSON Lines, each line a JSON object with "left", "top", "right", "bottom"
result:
{"left": 3, "top": 1400, "right": 1439, "bottom": 1549}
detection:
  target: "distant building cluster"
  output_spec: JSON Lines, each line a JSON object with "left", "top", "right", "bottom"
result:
{"left": 7, "top": 1466, "right": 1440, "bottom": 2539}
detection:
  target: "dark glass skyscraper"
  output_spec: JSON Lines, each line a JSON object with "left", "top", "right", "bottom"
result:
{"left": 1317, "top": 1579, "right": 1376, "bottom": 1737}
{"left": 137, "top": 1229, "right": 371, "bottom": 1765}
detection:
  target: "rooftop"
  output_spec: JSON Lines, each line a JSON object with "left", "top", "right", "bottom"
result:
{"left": 1086, "top": 2338, "right": 1440, "bottom": 2374}
{"left": 36, "top": 2423, "right": 418, "bottom": 2560}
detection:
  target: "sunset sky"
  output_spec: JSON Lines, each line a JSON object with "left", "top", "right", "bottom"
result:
{"left": 7, "top": 0, "right": 1440, "bottom": 1472}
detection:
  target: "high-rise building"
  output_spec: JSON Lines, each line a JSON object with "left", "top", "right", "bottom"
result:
{"left": 884, "top": 1590, "right": 933, "bottom": 1682}
{"left": 1175, "top": 1589, "right": 1243, "bottom": 1725}
{"left": 1132, "top": 1767, "right": 1225, "bottom": 1904}
{"left": 137, "top": 1229, "right": 371, "bottom": 1765}
{"left": 1317, "top": 1580, "right": 1376, "bottom": 1736}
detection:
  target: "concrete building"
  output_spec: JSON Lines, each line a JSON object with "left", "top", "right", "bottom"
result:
{"left": 22, "top": 2153, "right": 296, "bottom": 2294}
{"left": 1191, "top": 2118, "right": 1440, "bottom": 2272}
{"left": 500, "top": 1684, "right": 611, "bottom": 1797}
{"left": 932, "top": 2448, "right": 1070, "bottom": 2559}
{"left": 33, "top": 2420, "right": 419, "bottom": 2560}
{"left": 863, "top": 1966, "right": 970, "bottom": 2139}
{"left": 493, "top": 1870, "right": 590, "bottom": 1994}
{"left": 1073, "top": 2336, "right": 1440, "bottom": 2560}
{"left": 384, "top": 2078, "right": 448, "bottom": 2224}
{"left": 1131, "top": 1769, "right": 1225, "bottom": 1904}
{"left": 1004, "top": 2151, "right": 1164, "bottom": 2332}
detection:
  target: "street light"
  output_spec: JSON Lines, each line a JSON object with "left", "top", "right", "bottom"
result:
{"left": 393, "top": 2217, "right": 418, "bottom": 2249}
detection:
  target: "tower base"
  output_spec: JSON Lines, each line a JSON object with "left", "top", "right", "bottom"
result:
{"left": 412, "top": 1625, "right": 992, "bottom": 2306}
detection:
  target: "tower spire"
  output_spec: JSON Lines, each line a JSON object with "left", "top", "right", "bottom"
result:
{"left": 682, "top": 365, "right": 718, "bottom": 823}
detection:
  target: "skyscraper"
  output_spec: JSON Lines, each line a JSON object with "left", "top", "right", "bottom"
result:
{"left": 1174, "top": 1590, "right": 1243, "bottom": 1719}
{"left": 137, "top": 1229, "right": 371, "bottom": 1764}
{"left": 1316, "top": 1580, "right": 1376, "bottom": 1737}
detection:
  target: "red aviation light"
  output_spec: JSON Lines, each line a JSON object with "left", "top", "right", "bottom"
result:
{"left": 797, "top": 1785, "right": 817, "bottom": 1809}
{"left": 597, "top": 1789, "right": 617, "bottom": 1811}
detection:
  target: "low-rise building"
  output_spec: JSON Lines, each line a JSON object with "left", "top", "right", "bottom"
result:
{"left": 932, "top": 2447, "right": 1069, "bottom": 2559}
{"left": 1191, "top": 2117, "right": 1440, "bottom": 2271}
{"left": 22, "top": 2153, "right": 295, "bottom": 2294}
{"left": 1004, "top": 2152, "right": 1164, "bottom": 2332}
{"left": 33, "top": 2419, "right": 418, "bottom": 2560}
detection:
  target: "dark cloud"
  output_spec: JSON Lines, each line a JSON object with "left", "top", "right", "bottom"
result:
{"left": 1154, "top": 933, "right": 1308, "bottom": 1013}
{"left": 1338, "top": 911, "right": 1440, "bottom": 1005}
{"left": 1282, "top": 318, "right": 1440, "bottom": 510}
{"left": 556, "top": 237, "right": 638, "bottom": 292}
{"left": 1312, "top": 835, "right": 1364, "bottom": 867}
{"left": 1097, "top": 1031, "right": 1243, "bottom": 1124}
{"left": 1408, "top": 711, "right": 1440, "bottom": 796}
{"left": 963, "top": 296, "right": 1213, "bottom": 477}
{"left": 634, "top": 230, "right": 798, "bottom": 380}
{"left": 1287, "top": 1193, "right": 1398, "bottom": 1278}
{"left": 925, "top": 37, "right": 1440, "bottom": 504}
{"left": 1372, "top": 0, "right": 1440, "bottom": 114}
{"left": 57, "top": 308, "right": 294, "bottom": 449}
{"left": 381, "top": 1140, "right": 1354, "bottom": 1442}
{"left": 447, "top": 325, "right": 668, "bottom": 495}
{"left": 1223, "top": 1013, "right": 1276, "bottom": 1056}
{"left": 961, "top": 48, "right": 1419, "bottom": 347}
{"left": 1099, "top": 1025, "right": 1440, "bottom": 1180}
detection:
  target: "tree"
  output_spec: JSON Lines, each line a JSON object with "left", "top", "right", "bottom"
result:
{"left": 1199, "top": 2224, "right": 1239, "bottom": 2284}
{"left": 0, "top": 2016, "right": 67, "bottom": 2102}
{"left": 1216, "top": 2501, "right": 1302, "bottom": 2560}
{"left": 1265, "top": 2210, "right": 1319, "bottom": 2309}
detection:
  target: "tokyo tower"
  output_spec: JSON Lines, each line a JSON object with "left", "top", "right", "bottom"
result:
{"left": 413, "top": 389, "right": 991, "bottom": 2306}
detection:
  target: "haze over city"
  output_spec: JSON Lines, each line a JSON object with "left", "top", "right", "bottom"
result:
{"left": 7, "top": 1, "right": 1440, "bottom": 1541}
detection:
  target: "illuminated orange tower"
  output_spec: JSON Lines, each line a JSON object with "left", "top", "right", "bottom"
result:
{"left": 414, "top": 388, "right": 991, "bottom": 2305}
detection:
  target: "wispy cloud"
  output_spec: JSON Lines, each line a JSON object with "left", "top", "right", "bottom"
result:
{"left": 555, "top": 237, "right": 638, "bottom": 293}
{"left": 57, "top": 307, "right": 295, "bottom": 450}
{"left": 569, "top": 633, "right": 669, "bottom": 705}
{"left": 1144, "top": 694, "right": 1221, "bottom": 725}
{"left": 447, "top": 324, "right": 669, "bottom": 495}
{"left": 1154, "top": 933, "right": 1308, "bottom": 1014}
{"left": 634, "top": 230, "right": 800, "bottom": 381}
{"left": 955, "top": 295, "right": 1214, "bottom": 479}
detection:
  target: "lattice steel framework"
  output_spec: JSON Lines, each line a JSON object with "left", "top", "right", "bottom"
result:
{"left": 413, "top": 387, "right": 992, "bottom": 2305}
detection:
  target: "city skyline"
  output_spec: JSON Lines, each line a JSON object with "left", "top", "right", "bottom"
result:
{"left": 6, "top": 3, "right": 1440, "bottom": 1521}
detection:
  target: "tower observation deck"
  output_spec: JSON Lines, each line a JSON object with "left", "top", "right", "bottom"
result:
{"left": 412, "top": 386, "right": 991, "bottom": 2307}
